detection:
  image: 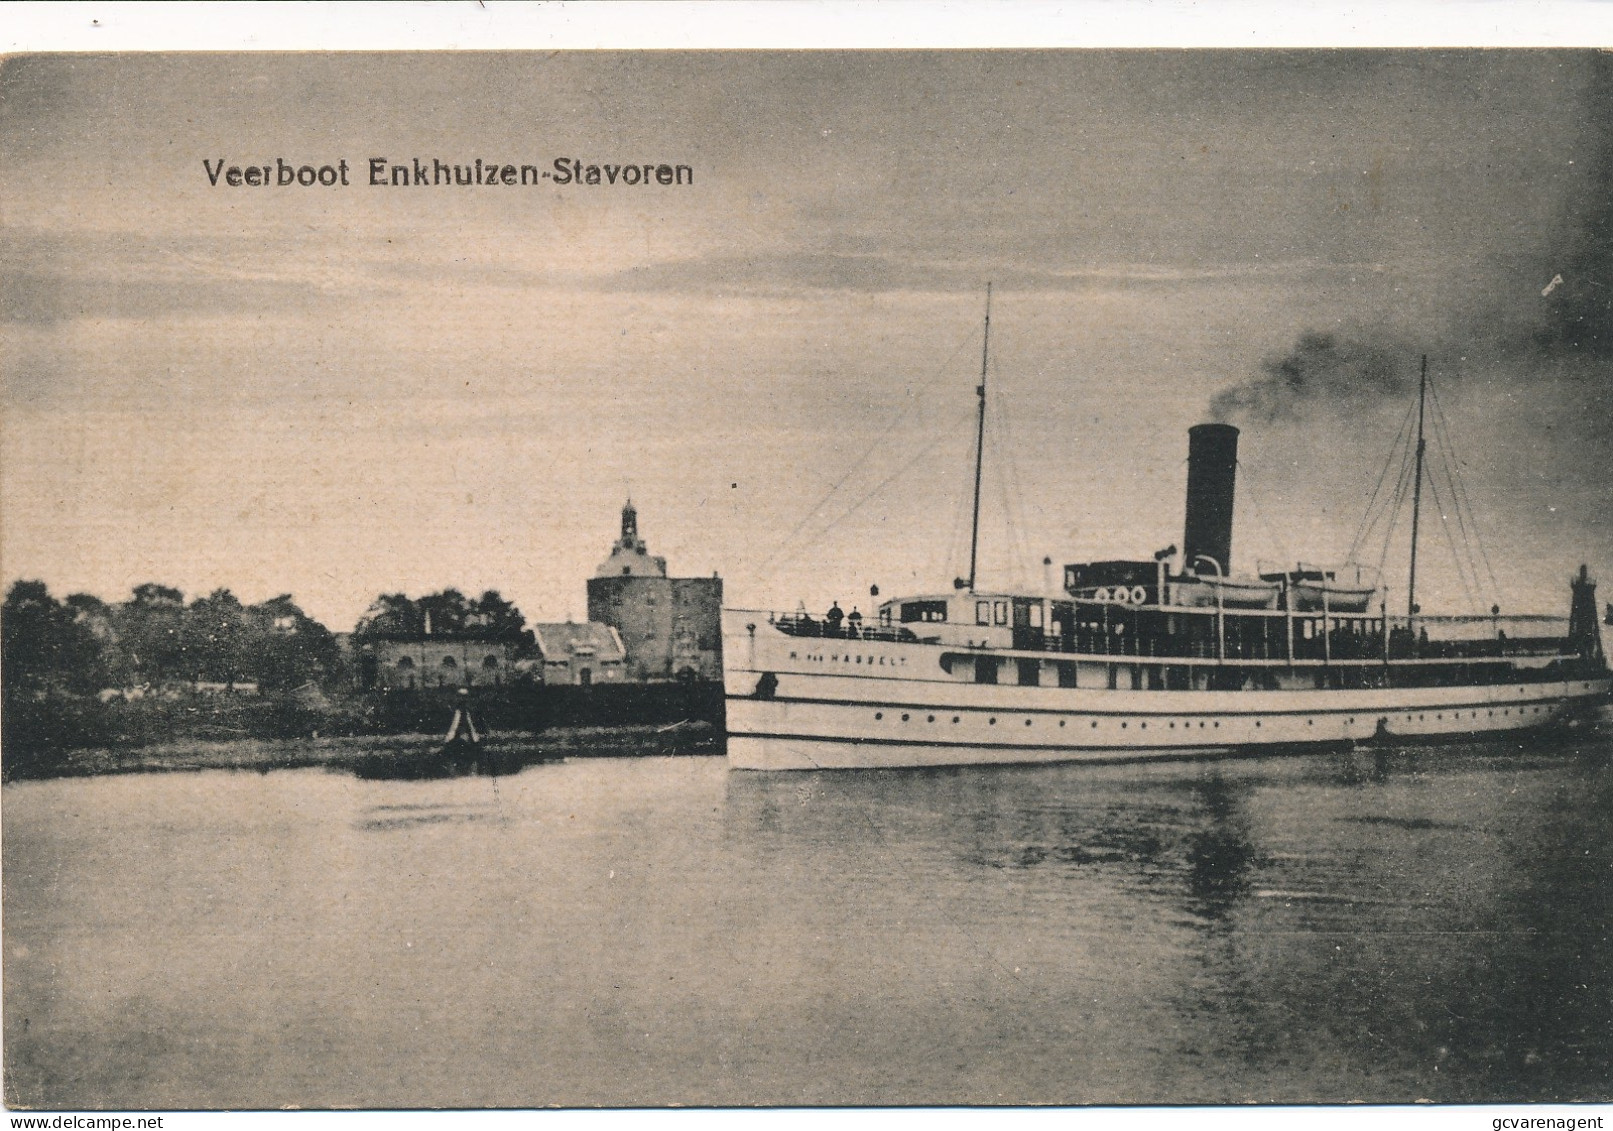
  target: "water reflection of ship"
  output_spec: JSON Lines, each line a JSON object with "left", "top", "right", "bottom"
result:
{"left": 1183, "top": 775, "right": 1256, "bottom": 921}
{"left": 725, "top": 761, "right": 1261, "bottom": 920}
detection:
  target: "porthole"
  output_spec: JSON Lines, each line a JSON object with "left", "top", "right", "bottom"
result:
{"left": 1213, "top": 721, "right": 1219, "bottom": 728}
{"left": 901, "top": 713, "right": 910, "bottom": 722}
{"left": 1255, "top": 720, "right": 1261, "bottom": 728}
{"left": 952, "top": 716, "right": 960, "bottom": 724}
{"left": 989, "top": 717, "right": 997, "bottom": 725}
{"left": 1307, "top": 719, "right": 1313, "bottom": 726}
{"left": 875, "top": 712, "right": 883, "bottom": 720}
{"left": 1059, "top": 719, "right": 1066, "bottom": 727}
{"left": 1120, "top": 721, "right": 1128, "bottom": 729}
{"left": 1140, "top": 722, "right": 1147, "bottom": 729}
{"left": 1090, "top": 720, "right": 1099, "bottom": 729}
{"left": 1169, "top": 722, "right": 1175, "bottom": 728}
{"left": 927, "top": 715, "right": 935, "bottom": 723}
{"left": 1025, "top": 719, "right": 1033, "bottom": 727}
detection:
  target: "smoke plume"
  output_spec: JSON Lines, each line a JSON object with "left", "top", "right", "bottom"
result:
{"left": 1209, "top": 331, "right": 1413, "bottom": 424}
{"left": 1210, "top": 55, "right": 1613, "bottom": 534}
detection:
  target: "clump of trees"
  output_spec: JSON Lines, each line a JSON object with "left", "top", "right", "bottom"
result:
{"left": 353, "top": 588, "right": 535, "bottom": 653}
{"left": 2, "top": 580, "right": 342, "bottom": 696}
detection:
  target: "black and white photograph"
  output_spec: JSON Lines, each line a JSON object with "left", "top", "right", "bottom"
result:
{"left": 3, "top": 6, "right": 1612, "bottom": 1116}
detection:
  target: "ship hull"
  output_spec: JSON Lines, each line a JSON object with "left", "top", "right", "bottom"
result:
{"left": 723, "top": 613, "right": 1610, "bottom": 771}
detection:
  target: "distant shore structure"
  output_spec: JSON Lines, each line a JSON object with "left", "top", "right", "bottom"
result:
{"left": 531, "top": 622, "right": 627, "bottom": 686}
{"left": 588, "top": 501, "right": 723, "bottom": 682}
{"left": 361, "top": 636, "right": 515, "bottom": 691}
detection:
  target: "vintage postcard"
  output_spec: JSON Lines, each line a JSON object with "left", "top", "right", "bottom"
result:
{"left": 3, "top": 19, "right": 1612, "bottom": 1118}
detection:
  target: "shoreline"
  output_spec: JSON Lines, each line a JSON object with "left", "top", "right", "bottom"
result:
{"left": 1, "top": 722, "right": 724, "bottom": 784}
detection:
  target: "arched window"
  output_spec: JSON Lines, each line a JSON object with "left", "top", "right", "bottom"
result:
{"left": 441, "top": 655, "right": 458, "bottom": 668}
{"left": 396, "top": 656, "right": 415, "bottom": 670}
{"left": 482, "top": 654, "right": 500, "bottom": 669}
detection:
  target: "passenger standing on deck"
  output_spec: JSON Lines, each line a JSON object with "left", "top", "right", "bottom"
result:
{"left": 826, "top": 601, "right": 844, "bottom": 635}
{"left": 847, "top": 607, "right": 863, "bottom": 638}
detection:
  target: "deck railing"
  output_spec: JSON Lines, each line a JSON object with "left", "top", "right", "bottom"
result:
{"left": 763, "top": 610, "right": 1575, "bottom": 664}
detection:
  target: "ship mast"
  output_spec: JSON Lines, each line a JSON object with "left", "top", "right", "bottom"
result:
{"left": 966, "top": 283, "right": 992, "bottom": 593}
{"left": 1407, "top": 354, "right": 1428, "bottom": 622}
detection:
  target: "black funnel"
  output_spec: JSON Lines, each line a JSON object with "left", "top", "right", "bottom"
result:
{"left": 1184, "top": 424, "right": 1238, "bottom": 576}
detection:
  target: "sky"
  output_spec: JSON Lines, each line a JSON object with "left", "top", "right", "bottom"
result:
{"left": 3, "top": 49, "right": 1612, "bottom": 630}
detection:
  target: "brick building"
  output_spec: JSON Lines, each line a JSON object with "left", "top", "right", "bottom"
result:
{"left": 532, "top": 621, "right": 627, "bottom": 685}
{"left": 360, "top": 637, "right": 516, "bottom": 690}
{"left": 586, "top": 501, "right": 722, "bottom": 682}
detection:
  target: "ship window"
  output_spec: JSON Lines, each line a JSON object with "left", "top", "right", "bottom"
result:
{"left": 901, "top": 600, "right": 948, "bottom": 623}
{"left": 1018, "top": 659, "right": 1040, "bottom": 686}
{"left": 994, "top": 601, "right": 1008, "bottom": 625}
{"left": 975, "top": 657, "right": 998, "bottom": 685}
{"left": 977, "top": 601, "right": 991, "bottom": 626}
{"left": 1302, "top": 621, "right": 1314, "bottom": 640}
{"left": 1057, "top": 662, "right": 1077, "bottom": 688}
{"left": 441, "top": 655, "right": 457, "bottom": 668}
{"left": 396, "top": 656, "right": 415, "bottom": 670}
{"left": 1029, "top": 604, "right": 1043, "bottom": 629}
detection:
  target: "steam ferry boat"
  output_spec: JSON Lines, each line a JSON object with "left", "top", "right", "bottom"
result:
{"left": 722, "top": 298, "right": 1611, "bottom": 771}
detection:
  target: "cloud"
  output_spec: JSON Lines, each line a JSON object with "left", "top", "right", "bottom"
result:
{"left": 0, "top": 227, "right": 392, "bottom": 326}
{"left": 590, "top": 249, "right": 1332, "bottom": 297}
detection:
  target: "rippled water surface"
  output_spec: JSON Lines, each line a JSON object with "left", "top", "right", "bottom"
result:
{"left": 5, "top": 735, "right": 1612, "bottom": 1107}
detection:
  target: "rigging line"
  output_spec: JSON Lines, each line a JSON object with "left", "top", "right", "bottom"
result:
{"left": 1427, "top": 380, "right": 1503, "bottom": 602}
{"left": 1426, "top": 400, "right": 1488, "bottom": 608}
{"left": 1351, "top": 402, "right": 1420, "bottom": 565}
{"left": 752, "top": 327, "right": 981, "bottom": 583}
{"left": 945, "top": 420, "right": 977, "bottom": 583}
{"left": 975, "top": 381, "right": 1011, "bottom": 588}
{"left": 982, "top": 399, "right": 1012, "bottom": 588}
{"left": 993, "top": 381, "right": 1035, "bottom": 579}
{"left": 938, "top": 436, "right": 973, "bottom": 585}
{"left": 1347, "top": 397, "right": 1419, "bottom": 563}
{"left": 1372, "top": 425, "right": 1419, "bottom": 586}
{"left": 1422, "top": 462, "right": 1479, "bottom": 614}
{"left": 989, "top": 384, "right": 1033, "bottom": 587}
{"left": 775, "top": 404, "right": 979, "bottom": 572}
{"left": 1238, "top": 461, "right": 1295, "bottom": 568}
{"left": 1346, "top": 398, "right": 1420, "bottom": 563}
{"left": 756, "top": 382, "right": 966, "bottom": 583}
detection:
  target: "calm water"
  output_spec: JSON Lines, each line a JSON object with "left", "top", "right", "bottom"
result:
{"left": 5, "top": 732, "right": 1612, "bottom": 1108}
